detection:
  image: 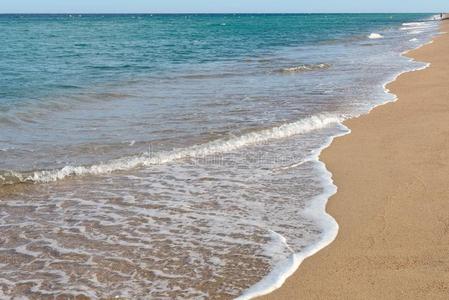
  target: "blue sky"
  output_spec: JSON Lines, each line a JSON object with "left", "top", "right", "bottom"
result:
{"left": 0, "top": 0, "right": 447, "bottom": 13}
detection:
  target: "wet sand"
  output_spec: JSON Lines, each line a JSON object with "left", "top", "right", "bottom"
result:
{"left": 260, "top": 20, "right": 449, "bottom": 299}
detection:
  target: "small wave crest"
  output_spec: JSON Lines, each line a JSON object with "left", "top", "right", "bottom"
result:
{"left": 368, "top": 33, "right": 383, "bottom": 39}
{"left": 277, "top": 63, "right": 331, "bottom": 73}
{"left": 402, "top": 22, "right": 429, "bottom": 27}
{"left": 0, "top": 114, "right": 344, "bottom": 186}
{"left": 407, "top": 30, "right": 424, "bottom": 35}
{"left": 400, "top": 21, "right": 433, "bottom": 32}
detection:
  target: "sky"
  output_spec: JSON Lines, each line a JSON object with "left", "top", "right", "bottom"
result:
{"left": 0, "top": 0, "right": 447, "bottom": 14}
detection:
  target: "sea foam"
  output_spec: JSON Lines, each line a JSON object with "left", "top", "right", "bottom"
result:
{"left": 237, "top": 125, "right": 349, "bottom": 300}
{"left": 1, "top": 114, "right": 344, "bottom": 185}
{"left": 368, "top": 33, "right": 383, "bottom": 39}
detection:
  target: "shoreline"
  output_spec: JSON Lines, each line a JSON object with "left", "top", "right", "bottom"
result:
{"left": 0, "top": 14, "right": 445, "bottom": 299}
{"left": 258, "top": 20, "right": 449, "bottom": 300}
{"left": 239, "top": 19, "right": 439, "bottom": 300}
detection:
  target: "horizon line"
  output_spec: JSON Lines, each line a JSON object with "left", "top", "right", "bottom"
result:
{"left": 0, "top": 12, "right": 442, "bottom": 15}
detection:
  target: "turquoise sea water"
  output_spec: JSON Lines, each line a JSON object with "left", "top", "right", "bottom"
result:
{"left": 0, "top": 14, "right": 434, "bottom": 106}
{"left": 0, "top": 14, "right": 439, "bottom": 299}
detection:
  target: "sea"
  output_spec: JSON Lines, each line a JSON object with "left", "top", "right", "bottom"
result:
{"left": 0, "top": 13, "right": 439, "bottom": 299}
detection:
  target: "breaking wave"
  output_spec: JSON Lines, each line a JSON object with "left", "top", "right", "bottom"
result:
{"left": 0, "top": 114, "right": 344, "bottom": 185}
{"left": 368, "top": 33, "right": 383, "bottom": 39}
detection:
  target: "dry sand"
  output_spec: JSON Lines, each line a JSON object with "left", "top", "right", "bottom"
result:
{"left": 260, "top": 21, "right": 449, "bottom": 299}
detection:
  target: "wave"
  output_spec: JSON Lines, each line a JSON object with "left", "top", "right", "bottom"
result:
{"left": 0, "top": 114, "right": 344, "bottom": 186}
{"left": 400, "top": 21, "right": 434, "bottom": 32}
{"left": 402, "top": 22, "right": 426, "bottom": 27}
{"left": 401, "top": 25, "right": 431, "bottom": 31}
{"left": 368, "top": 33, "right": 383, "bottom": 39}
{"left": 172, "top": 63, "right": 331, "bottom": 79}
{"left": 276, "top": 63, "right": 331, "bottom": 73}
{"left": 407, "top": 30, "right": 424, "bottom": 35}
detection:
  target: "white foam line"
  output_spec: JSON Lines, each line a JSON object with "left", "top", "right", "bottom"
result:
{"left": 12, "top": 114, "right": 343, "bottom": 184}
{"left": 236, "top": 21, "right": 440, "bottom": 300}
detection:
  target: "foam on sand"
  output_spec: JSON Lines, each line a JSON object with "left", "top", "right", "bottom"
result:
{"left": 236, "top": 126, "right": 350, "bottom": 300}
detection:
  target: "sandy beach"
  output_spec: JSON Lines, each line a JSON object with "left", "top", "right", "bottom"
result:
{"left": 0, "top": 13, "right": 443, "bottom": 298}
{"left": 260, "top": 20, "right": 449, "bottom": 299}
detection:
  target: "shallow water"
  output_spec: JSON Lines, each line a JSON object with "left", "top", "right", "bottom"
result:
{"left": 0, "top": 14, "right": 439, "bottom": 299}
